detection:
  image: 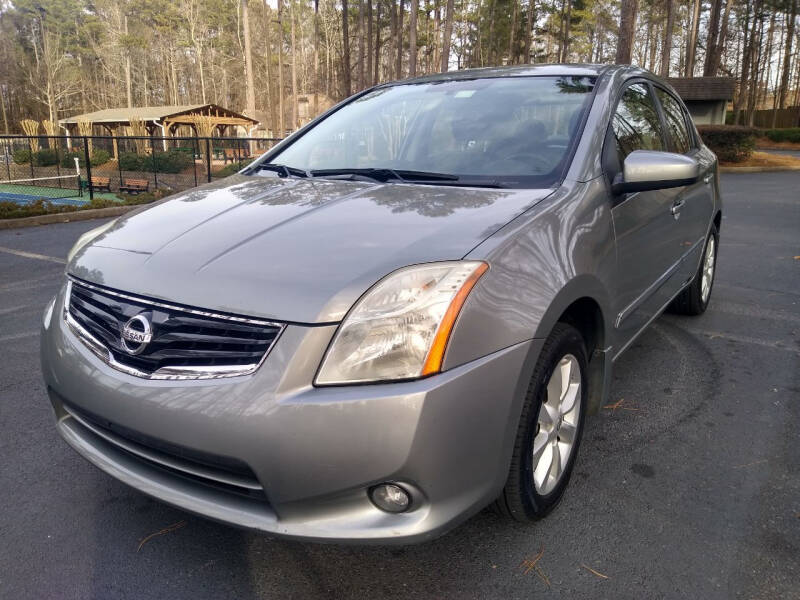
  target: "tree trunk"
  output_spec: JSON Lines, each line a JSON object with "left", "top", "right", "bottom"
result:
{"left": 242, "top": 0, "right": 256, "bottom": 115}
{"left": 342, "top": 0, "right": 351, "bottom": 96}
{"left": 374, "top": 0, "right": 382, "bottom": 83}
{"left": 660, "top": 0, "right": 674, "bottom": 76}
{"left": 703, "top": 0, "right": 724, "bottom": 76}
{"left": 357, "top": 0, "right": 364, "bottom": 90}
{"left": 290, "top": 2, "right": 298, "bottom": 129}
{"left": 264, "top": 1, "right": 277, "bottom": 135}
{"left": 409, "top": 0, "right": 419, "bottom": 75}
{"left": 314, "top": 0, "right": 320, "bottom": 114}
{"left": 278, "top": 0, "right": 285, "bottom": 133}
{"left": 779, "top": 0, "right": 797, "bottom": 108}
{"left": 367, "top": 0, "right": 373, "bottom": 85}
{"left": 615, "top": 0, "right": 638, "bottom": 64}
{"left": 524, "top": 0, "right": 535, "bottom": 63}
{"left": 124, "top": 15, "right": 133, "bottom": 108}
{"left": 685, "top": 0, "right": 701, "bottom": 76}
{"left": 441, "top": 0, "right": 455, "bottom": 71}
{"left": 734, "top": 0, "right": 754, "bottom": 124}
{"left": 562, "top": 0, "right": 572, "bottom": 62}
{"left": 396, "top": 0, "right": 404, "bottom": 78}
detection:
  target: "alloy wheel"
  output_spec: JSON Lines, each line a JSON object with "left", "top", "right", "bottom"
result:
{"left": 532, "top": 354, "right": 582, "bottom": 495}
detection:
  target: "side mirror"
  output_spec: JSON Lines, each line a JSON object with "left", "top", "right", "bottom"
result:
{"left": 611, "top": 150, "right": 699, "bottom": 195}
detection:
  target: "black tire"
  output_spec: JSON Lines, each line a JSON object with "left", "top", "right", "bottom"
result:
{"left": 670, "top": 225, "right": 718, "bottom": 316}
{"left": 493, "top": 322, "right": 588, "bottom": 522}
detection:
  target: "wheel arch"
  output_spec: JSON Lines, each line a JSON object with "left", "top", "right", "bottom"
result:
{"left": 532, "top": 276, "right": 613, "bottom": 414}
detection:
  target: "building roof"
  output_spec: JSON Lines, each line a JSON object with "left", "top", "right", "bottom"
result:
{"left": 665, "top": 77, "right": 736, "bottom": 101}
{"left": 59, "top": 104, "right": 258, "bottom": 125}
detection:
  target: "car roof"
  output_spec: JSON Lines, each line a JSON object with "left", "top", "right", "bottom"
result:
{"left": 386, "top": 63, "right": 635, "bottom": 86}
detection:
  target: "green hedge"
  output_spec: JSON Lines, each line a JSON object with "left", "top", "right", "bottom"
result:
{"left": 118, "top": 149, "right": 193, "bottom": 173}
{"left": 762, "top": 128, "right": 800, "bottom": 144}
{"left": 212, "top": 158, "right": 253, "bottom": 178}
{"left": 12, "top": 148, "right": 63, "bottom": 166}
{"left": 697, "top": 125, "right": 757, "bottom": 163}
{"left": 60, "top": 149, "right": 111, "bottom": 169}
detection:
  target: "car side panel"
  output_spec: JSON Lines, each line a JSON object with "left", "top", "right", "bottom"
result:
{"left": 446, "top": 177, "right": 615, "bottom": 371}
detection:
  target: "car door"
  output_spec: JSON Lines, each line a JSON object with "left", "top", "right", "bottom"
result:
{"left": 653, "top": 86, "right": 716, "bottom": 283}
{"left": 606, "top": 81, "right": 687, "bottom": 353}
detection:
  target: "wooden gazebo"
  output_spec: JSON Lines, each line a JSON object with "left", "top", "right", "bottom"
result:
{"left": 59, "top": 104, "right": 259, "bottom": 138}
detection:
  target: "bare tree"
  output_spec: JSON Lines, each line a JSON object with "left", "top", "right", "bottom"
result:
{"left": 615, "top": 0, "right": 638, "bottom": 64}
{"left": 524, "top": 0, "right": 536, "bottom": 63}
{"left": 703, "top": 0, "right": 724, "bottom": 76}
{"left": 242, "top": 0, "right": 256, "bottom": 115}
{"left": 409, "top": 0, "right": 419, "bottom": 75}
{"left": 342, "top": 0, "right": 351, "bottom": 96}
{"left": 779, "top": 0, "right": 798, "bottom": 108}
{"left": 441, "top": 0, "right": 456, "bottom": 71}
{"left": 685, "top": 0, "right": 701, "bottom": 76}
{"left": 660, "top": 0, "right": 674, "bottom": 76}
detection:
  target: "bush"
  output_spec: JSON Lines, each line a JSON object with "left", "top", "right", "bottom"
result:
{"left": 118, "top": 151, "right": 143, "bottom": 171}
{"left": 697, "top": 125, "right": 757, "bottom": 163}
{"left": 12, "top": 148, "right": 31, "bottom": 164}
{"left": 118, "top": 149, "right": 193, "bottom": 173}
{"left": 212, "top": 159, "right": 253, "bottom": 178}
{"left": 152, "top": 149, "right": 194, "bottom": 173}
{"left": 31, "top": 148, "right": 59, "bottom": 167}
{"left": 763, "top": 128, "right": 800, "bottom": 144}
{"left": 60, "top": 149, "right": 113, "bottom": 169}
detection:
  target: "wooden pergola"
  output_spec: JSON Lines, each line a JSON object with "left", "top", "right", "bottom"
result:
{"left": 59, "top": 104, "right": 259, "bottom": 138}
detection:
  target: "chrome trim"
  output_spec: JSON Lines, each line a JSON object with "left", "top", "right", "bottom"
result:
{"left": 63, "top": 279, "right": 285, "bottom": 381}
{"left": 66, "top": 275, "right": 283, "bottom": 328}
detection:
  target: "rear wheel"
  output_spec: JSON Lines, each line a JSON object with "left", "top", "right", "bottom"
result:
{"left": 671, "top": 226, "right": 718, "bottom": 316}
{"left": 494, "top": 323, "right": 588, "bottom": 521}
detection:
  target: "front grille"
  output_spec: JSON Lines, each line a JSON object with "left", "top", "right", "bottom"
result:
{"left": 65, "top": 277, "right": 283, "bottom": 379}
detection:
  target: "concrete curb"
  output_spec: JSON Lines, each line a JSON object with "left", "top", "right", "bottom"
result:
{"left": 720, "top": 165, "right": 800, "bottom": 173}
{"left": 0, "top": 205, "right": 138, "bottom": 230}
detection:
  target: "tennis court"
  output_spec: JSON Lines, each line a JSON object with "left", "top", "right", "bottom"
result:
{"left": 0, "top": 175, "right": 120, "bottom": 206}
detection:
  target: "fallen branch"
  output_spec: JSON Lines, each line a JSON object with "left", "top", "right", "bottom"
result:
{"left": 581, "top": 563, "right": 610, "bottom": 579}
{"left": 137, "top": 520, "right": 187, "bottom": 552}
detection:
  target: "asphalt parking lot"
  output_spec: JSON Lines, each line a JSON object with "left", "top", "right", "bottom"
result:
{"left": 1, "top": 172, "right": 798, "bottom": 600}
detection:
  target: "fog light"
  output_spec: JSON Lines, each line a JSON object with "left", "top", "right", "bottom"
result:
{"left": 369, "top": 483, "right": 411, "bottom": 513}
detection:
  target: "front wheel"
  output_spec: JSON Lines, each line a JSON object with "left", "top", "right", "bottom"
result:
{"left": 671, "top": 225, "right": 718, "bottom": 315}
{"left": 494, "top": 323, "right": 588, "bottom": 521}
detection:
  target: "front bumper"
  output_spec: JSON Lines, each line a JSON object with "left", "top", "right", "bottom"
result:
{"left": 41, "top": 285, "right": 538, "bottom": 544}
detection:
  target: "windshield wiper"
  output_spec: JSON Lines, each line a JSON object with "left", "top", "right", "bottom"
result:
{"left": 252, "top": 163, "right": 312, "bottom": 179}
{"left": 309, "top": 168, "right": 459, "bottom": 183}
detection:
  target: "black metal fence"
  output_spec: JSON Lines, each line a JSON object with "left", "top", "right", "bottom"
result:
{"left": 0, "top": 134, "right": 281, "bottom": 203}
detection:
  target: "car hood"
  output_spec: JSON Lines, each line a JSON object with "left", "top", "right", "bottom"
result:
{"left": 69, "top": 175, "right": 551, "bottom": 323}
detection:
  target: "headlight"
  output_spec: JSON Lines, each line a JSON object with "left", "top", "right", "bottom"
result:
{"left": 66, "top": 219, "right": 117, "bottom": 263}
{"left": 315, "top": 261, "right": 488, "bottom": 385}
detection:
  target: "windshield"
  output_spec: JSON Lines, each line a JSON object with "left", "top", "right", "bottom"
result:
{"left": 259, "top": 75, "right": 596, "bottom": 188}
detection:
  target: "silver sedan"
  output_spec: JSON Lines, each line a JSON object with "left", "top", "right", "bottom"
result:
{"left": 41, "top": 64, "right": 720, "bottom": 543}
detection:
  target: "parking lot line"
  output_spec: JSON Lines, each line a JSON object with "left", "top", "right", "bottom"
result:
{"left": 0, "top": 245, "right": 66, "bottom": 265}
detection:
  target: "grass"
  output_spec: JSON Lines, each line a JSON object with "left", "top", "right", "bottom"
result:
{"left": 720, "top": 151, "right": 800, "bottom": 168}
{"left": 755, "top": 139, "right": 800, "bottom": 151}
{"left": 0, "top": 190, "right": 168, "bottom": 220}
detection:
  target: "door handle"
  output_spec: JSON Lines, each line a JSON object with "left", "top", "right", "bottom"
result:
{"left": 671, "top": 199, "right": 685, "bottom": 217}
{"left": 703, "top": 174, "right": 712, "bottom": 184}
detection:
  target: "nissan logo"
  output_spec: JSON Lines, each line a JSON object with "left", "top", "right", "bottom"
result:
{"left": 121, "top": 314, "right": 152, "bottom": 355}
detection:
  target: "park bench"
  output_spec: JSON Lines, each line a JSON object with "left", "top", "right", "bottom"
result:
{"left": 119, "top": 178, "right": 150, "bottom": 194}
{"left": 223, "top": 148, "right": 251, "bottom": 164}
{"left": 88, "top": 176, "right": 111, "bottom": 192}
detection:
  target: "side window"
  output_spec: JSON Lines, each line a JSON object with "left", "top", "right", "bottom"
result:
{"left": 611, "top": 83, "right": 665, "bottom": 161}
{"left": 656, "top": 88, "right": 692, "bottom": 154}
